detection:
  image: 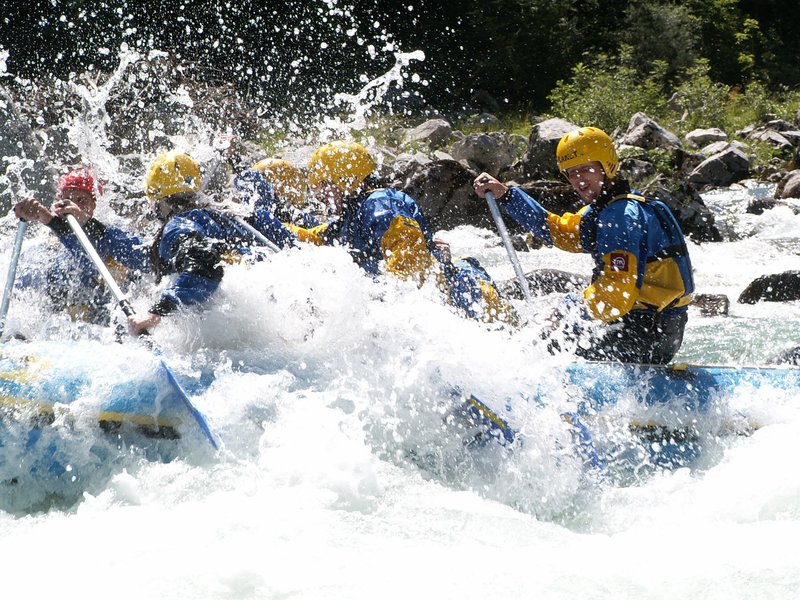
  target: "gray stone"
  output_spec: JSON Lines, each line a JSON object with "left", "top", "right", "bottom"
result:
{"left": 621, "top": 112, "right": 682, "bottom": 150}
{"left": 688, "top": 147, "right": 751, "bottom": 187}
{"left": 685, "top": 128, "right": 728, "bottom": 148}
{"left": 738, "top": 271, "right": 800, "bottom": 303}
{"left": 450, "top": 132, "right": 520, "bottom": 176}
{"left": 775, "top": 170, "right": 800, "bottom": 199}
{"left": 517, "top": 117, "right": 578, "bottom": 180}
{"left": 402, "top": 118, "right": 453, "bottom": 148}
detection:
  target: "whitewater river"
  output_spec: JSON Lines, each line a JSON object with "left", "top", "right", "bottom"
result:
{"left": 1, "top": 177, "right": 799, "bottom": 599}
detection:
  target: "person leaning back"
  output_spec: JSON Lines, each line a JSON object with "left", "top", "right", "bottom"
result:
{"left": 473, "top": 127, "right": 694, "bottom": 363}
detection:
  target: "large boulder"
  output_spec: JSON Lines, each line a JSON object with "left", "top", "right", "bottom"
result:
{"left": 775, "top": 170, "right": 800, "bottom": 199}
{"left": 685, "top": 128, "right": 728, "bottom": 149}
{"left": 621, "top": 113, "right": 682, "bottom": 151}
{"left": 402, "top": 118, "right": 454, "bottom": 148}
{"left": 516, "top": 117, "right": 577, "bottom": 181}
{"left": 449, "top": 132, "right": 521, "bottom": 176}
{"left": 738, "top": 271, "right": 800, "bottom": 304}
{"left": 687, "top": 147, "right": 750, "bottom": 188}
{"left": 649, "top": 184, "right": 722, "bottom": 242}
{"left": 395, "top": 159, "right": 488, "bottom": 230}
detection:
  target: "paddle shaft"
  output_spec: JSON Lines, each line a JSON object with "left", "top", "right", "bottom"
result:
{"left": 64, "top": 214, "right": 219, "bottom": 449}
{"left": 0, "top": 220, "right": 28, "bottom": 336}
{"left": 485, "top": 190, "right": 533, "bottom": 302}
{"left": 233, "top": 216, "right": 280, "bottom": 253}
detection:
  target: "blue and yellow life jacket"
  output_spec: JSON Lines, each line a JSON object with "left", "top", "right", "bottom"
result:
{"left": 502, "top": 180, "right": 694, "bottom": 322}
{"left": 291, "top": 188, "right": 517, "bottom": 324}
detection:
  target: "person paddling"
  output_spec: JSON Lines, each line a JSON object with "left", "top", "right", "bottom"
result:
{"left": 127, "top": 151, "right": 293, "bottom": 336}
{"left": 13, "top": 167, "right": 150, "bottom": 326}
{"left": 292, "top": 140, "right": 517, "bottom": 325}
{"left": 473, "top": 127, "right": 695, "bottom": 363}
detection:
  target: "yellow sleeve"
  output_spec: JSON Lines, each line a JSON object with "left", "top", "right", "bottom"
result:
{"left": 546, "top": 211, "right": 584, "bottom": 253}
{"left": 288, "top": 223, "right": 327, "bottom": 246}
{"left": 583, "top": 251, "right": 640, "bottom": 322}
{"left": 380, "top": 215, "right": 434, "bottom": 283}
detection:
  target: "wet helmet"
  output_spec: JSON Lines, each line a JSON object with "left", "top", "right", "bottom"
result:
{"left": 145, "top": 151, "right": 201, "bottom": 201}
{"left": 556, "top": 127, "right": 619, "bottom": 180}
{"left": 59, "top": 167, "right": 101, "bottom": 197}
{"left": 307, "top": 140, "right": 376, "bottom": 194}
{"left": 252, "top": 158, "right": 307, "bottom": 208}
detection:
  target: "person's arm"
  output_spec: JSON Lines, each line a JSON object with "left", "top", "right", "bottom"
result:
{"left": 128, "top": 216, "right": 224, "bottom": 337}
{"left": 247, "top": 208, "right": 297, "bottom": 249}
{"left": 14, "top": 197, "right": 54, "bottom": 225}
{"left": 473, "top": 173, "right": 569, "bottom": 249}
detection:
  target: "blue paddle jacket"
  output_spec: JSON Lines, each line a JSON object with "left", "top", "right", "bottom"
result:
{"left": 291, "top": 187, "right": 517, "bottom": 324}
{"left": 234, "top": 168, "right": 320, "bottom": 232}
{"left": 45, "top": 216, "right": 150, "bottom": 324}
{"left": 150, "top": 206, "right": 293, "bottom": 316}
{"left": 500, "top": 179, "right": 694, "bottom": 322}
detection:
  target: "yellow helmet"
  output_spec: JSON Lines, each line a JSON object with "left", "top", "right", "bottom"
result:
{"left": 252, "top": 158, "right": 307, "bottom": 208}
{"left": 145, "top": 151, "right": 202, "bottom": 201}
{"left": 307, "top": 140, "right": 376, "bottom": 194}
{"left": 556, "top": 127, "right": 619, "bottom": 180}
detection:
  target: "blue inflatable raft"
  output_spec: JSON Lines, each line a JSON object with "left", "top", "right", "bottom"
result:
{"left": 461, "top": 361, "right": 800, "bottom": 470}
{"left": 0, "top": 339, "right": 211, "bottom": 489}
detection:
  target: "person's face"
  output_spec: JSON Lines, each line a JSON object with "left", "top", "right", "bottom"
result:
{"left": 312, "top": 180, "right": 345, "bottom": 216}
{"left": 565, "top": 161, "right": 606, "bottom": 204}
{"left": 60, "top": 187, "right": 97, "bottom": 215}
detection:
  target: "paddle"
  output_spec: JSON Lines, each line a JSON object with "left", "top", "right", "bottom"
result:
{"left": 0, "top": 220, "right": 27, "bottom": 337}
{"left": 63, "top": 213, "right": 219, "bottom": 450}
{"left": 485, "top": 190, "right": 533, "bottom": 303}
{"left": 232, "top": 215, "right": 281, "bottom": 253}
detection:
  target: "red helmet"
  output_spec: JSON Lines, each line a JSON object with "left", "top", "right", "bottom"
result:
{"left": 58, "top": 167, "right": 102, "bottom": 196}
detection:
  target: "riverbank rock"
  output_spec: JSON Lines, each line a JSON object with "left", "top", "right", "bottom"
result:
{"left": 738, "top": 271, "right": 800, "bottom": 303}
{"left": 621, "top": 113, "right": 682, "bottom": 151}
{"left": 402, "top": 118, "right": 454, "bottom": 148}
{"left": 449, "top": 132, "right": 522, "bottom": 176}
{"left": 775, "top": 170, "right": 800, "bottom": 199}
{"left": 692, "top": 293, "right": 730, "bottom": 316}
{"left": 685, "top": 128, "right": 727, "bottom": 148}
{"left": 688, "top": 146, "right": 751, "bottom": 188}
{"left": 515, "top": 117, "right": 577, "bottom": 181}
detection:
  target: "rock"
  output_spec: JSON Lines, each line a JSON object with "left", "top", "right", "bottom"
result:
{"left": 685, "top": 128, "right": 727, "bottom": 148}
{"left": 402, "top": 118, "right": 454, "bottom": 148}
{"left": 700, "top": 140, "right": 750, "bottom": 156}
{"left": 621, "top": 112, "right": 682, "bottom": 151}
{"left": 516, "top": 117, "right": 578, "bottom": 181}
{"left": 747, "top": 197, "right": 800, "bottom": 215}
{"left": 738, "top": 271, "right": 800, "bottom": 303}
{"left": 395, "top": 159, "right": 487, "bottom": 230}
{"left": 392, "top": 151, "right": 432, "bottom": 175}
{"left": 497, "top": 268, "right": 588, "bottom": 300}
{"left": 747, "top": 128, "right": 794, "bottom": 151}
{"left": 691, "top": 293, "right": 729, "bottom": 316}
{"left": 775, "top": 170, "right": 800, "bottom": 199}
{"left": 688, "top": 147, "right": 751, "bottom": 188}
{"left": 619, "top": 157, "right": 656, "bottom": 182}
{"left": 450, "top": 132, "right": 521, "bottom": 176}
{"left": 649, "top": 184, "right": 722, "bottom": 242}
